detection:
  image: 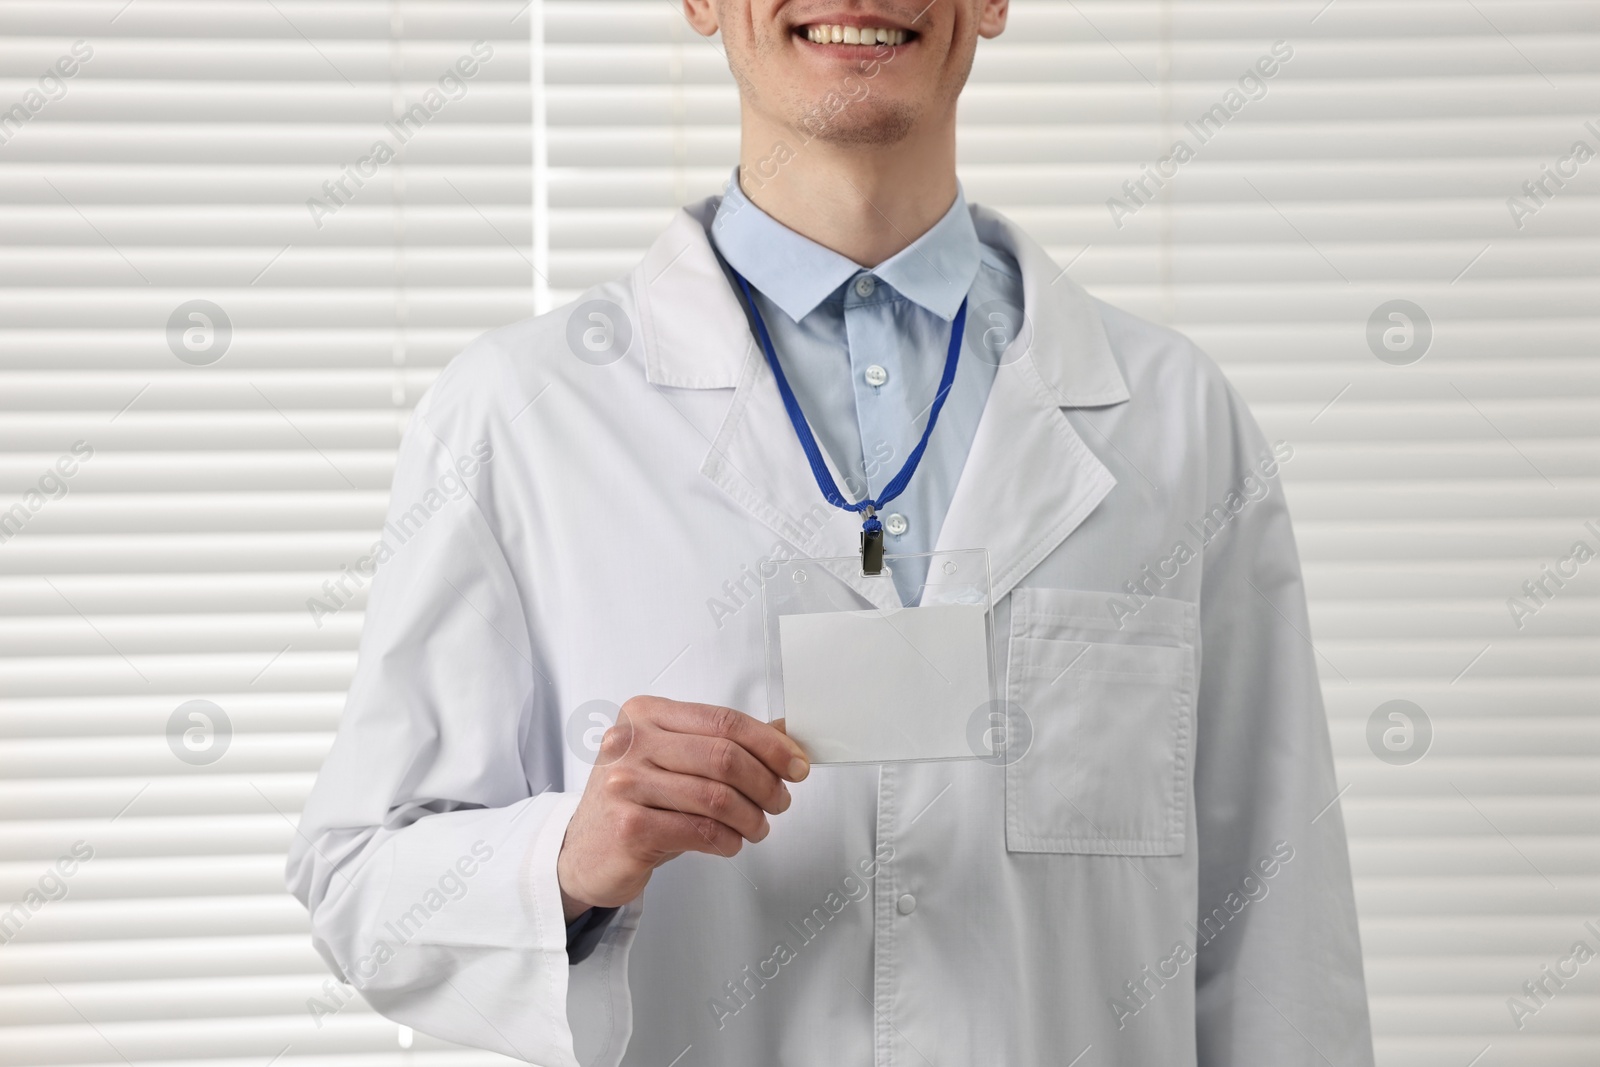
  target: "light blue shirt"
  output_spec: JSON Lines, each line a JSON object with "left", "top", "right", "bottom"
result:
{"left": 708, "top": 169, "right": 1023, "bottom": 604}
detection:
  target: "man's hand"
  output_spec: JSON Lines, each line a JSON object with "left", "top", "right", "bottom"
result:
{"left": 556, "top": 697, "right": 810, "bottom": 921}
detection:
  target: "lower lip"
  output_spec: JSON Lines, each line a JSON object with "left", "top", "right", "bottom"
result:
{"left": 794, "top": 33, "right": 916, "bottom": 60}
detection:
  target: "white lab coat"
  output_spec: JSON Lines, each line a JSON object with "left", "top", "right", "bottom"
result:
{"left": 288, "top": 197, "right": 1374, "bottom": 1066}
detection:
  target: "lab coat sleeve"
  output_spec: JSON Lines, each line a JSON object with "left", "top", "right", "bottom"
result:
{"left": 1191, "top": 373, "right": 1375, "bottom": 1066}
{"left": 285, "top": 380, "right": 639, "bottom": 1067}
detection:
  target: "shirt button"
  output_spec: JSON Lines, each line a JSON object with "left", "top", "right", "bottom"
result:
{"left": 896, "top": 893, "right": 917, "bottom": 915}
{"left": 854, "top": 275, "right": 876, "bottom": 298}
{"left": 885, "top": 512, "right": 908, "bottom": 537}
{"left": 864, "top": 364, "right": 889, "bottom": 387}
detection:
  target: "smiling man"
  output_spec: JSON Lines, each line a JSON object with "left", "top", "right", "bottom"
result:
{"left": 289, "top": 3, "right": 1374, "bottom": 1065}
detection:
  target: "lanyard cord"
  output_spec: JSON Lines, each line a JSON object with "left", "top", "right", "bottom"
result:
{"left": 732, "top": 269, "right": 967, "bottom": 536}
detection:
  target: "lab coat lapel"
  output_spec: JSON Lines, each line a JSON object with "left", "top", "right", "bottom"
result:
{"left": 931, "top": 208, "right": 1131, "bottom": 605}
{"left": 635, "top": 201, "right": 899, "bottom": 612}
{"left": 702, "top": 348, "right": 897, "bottom": 609}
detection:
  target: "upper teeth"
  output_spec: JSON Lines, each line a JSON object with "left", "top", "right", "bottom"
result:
{"left": 806, "top": 25, "right": 907, "bottom": 45}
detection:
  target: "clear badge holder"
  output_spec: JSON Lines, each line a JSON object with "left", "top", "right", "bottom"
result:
{"left": 760, "top": 548, "right": 998, "bottom": 765}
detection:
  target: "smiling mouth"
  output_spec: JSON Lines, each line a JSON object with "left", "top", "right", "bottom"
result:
{"left": 797, "top": 24, "right": 916, "bottom": 47}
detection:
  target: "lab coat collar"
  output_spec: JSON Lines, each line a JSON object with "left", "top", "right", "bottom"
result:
{"left": 968, "top": 204, "right": 1131, "bottom": 407}
{"left": 633, "top": 196, "right": 1128, "bottom": 608}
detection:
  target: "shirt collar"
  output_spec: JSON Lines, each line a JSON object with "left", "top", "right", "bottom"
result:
{"left": 709, "top": 166, "right": 982, "bottom": 323}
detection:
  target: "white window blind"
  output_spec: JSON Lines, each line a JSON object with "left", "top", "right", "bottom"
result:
{"left": 2, "top": 2, "right": 1596, "bottom": 1066}
{"left": 0, "top": 0, "right": 531, "bottom": 1062}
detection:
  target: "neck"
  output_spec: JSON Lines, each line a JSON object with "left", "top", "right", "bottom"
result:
{"left": 735, "top": 113, "right": 959, "bottom": 268}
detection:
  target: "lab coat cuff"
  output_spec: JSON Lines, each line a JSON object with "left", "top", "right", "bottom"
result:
{"left": 344, "top": 792, "right": 599, "bottom": 1065}
{"left": 533, "top": 794, "right": 641, "bottom": 1067}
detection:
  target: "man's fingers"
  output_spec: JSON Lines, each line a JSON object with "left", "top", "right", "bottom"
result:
{"left": 767, "top": 718, "right": 814, "bottom": 763}
{"left": 618, "top": 801, "right": 746, "bottom": 860}
{"left": 645, "top": 730, "right": 791, "bottom": 815}
{"left": 622, "top": 767, "right": 771, "bottom": 843}
{"left": 649, "top": 700, "right": 810, "bottom": 782}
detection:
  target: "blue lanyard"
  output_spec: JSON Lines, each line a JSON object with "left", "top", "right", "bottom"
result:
{"left": 731, "top": 268, "right": 967, "bottom": 572}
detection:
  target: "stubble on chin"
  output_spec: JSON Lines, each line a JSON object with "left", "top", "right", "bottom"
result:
{"left": 795, "top": 97, "right": 917, "bottom": 147}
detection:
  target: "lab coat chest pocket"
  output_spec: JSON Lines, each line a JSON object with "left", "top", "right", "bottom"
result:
{"left": 1005, "top": 586, "right": 1197, "bottom": 856}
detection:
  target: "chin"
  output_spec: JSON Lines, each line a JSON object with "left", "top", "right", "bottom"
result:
{"left": 793, "top": 99, "right": 918, "bottom": 147}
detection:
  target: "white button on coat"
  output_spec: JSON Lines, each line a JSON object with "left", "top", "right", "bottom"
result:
{"left": 884, "top": 512, "right": 908, "bottom": 537}
{"left": 897, "top": 893, "right": 917, "bottom": 915}
{"left": 864, "top": 364, "right": 889, "bottom": 387}
{"left": 854, "top": 275, "right": 876, "bottom": 297}
{"left": 287, "top": 197, "right": 1371, "bottom": 1067}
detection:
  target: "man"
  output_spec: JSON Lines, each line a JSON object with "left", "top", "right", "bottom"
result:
{"left": 288, "top": 2, "right": 1374, "bottom": 1064}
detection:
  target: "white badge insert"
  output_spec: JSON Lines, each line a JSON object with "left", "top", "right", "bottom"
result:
{"left": 761, "top": 549, "right": 996, "bottom": 765}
